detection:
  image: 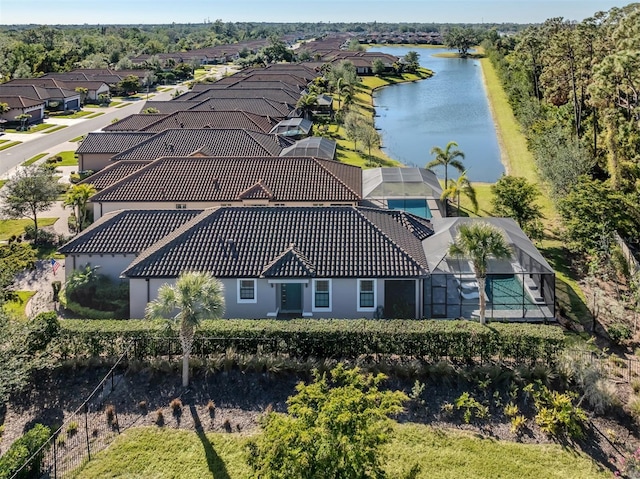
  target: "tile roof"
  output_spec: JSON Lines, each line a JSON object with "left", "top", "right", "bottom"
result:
{"left": 122, "top": 206, "right": 432, "bottom": 279}
{"left": 76, "top": 132, "right": 157, "bottom": 154}
{"left": 58, "top": 209, "right": 202, "bottom": 254}
{"left": 189, "top": 98, "right": 294, "bottom": 119}
{"left": 89, "top": 156, "right": 362, "bottom": 203}
{"left": 178, "top": 88, "right": 300, "bottom": 105}
{"left": 138, "top": 101, "right": 203, "bottom": 114}
{"left": 140, "top": 110, "right": 276, "bottom": 133}
{"left": 0, "top": 85, "right": 52, "bottom": 101}
{"left": 79, "top": 160, "right": 151, "bottom": 190}
{"left": 110, "top": 129, "right": 295, "bottom": 161}
{"left": 104, "top": 114, "right": 168, "bottom": 132}
{"left": 0, "top": 95, "right": 45, "bottom": 109}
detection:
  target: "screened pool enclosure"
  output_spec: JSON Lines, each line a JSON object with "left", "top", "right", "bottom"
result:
{"left": 422, "top": 218, "right": 555, "bottom": 321}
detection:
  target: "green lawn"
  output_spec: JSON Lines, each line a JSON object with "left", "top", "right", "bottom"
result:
{"left": 0, "top": 179, "right": 6, "bottom": 189}
{"left": 115, "top": 102, "right": 132, "bottom": 108}
{"left": 3, "top": 291, "right": 36, "bottom": 321}
{"left": 43, "top": 125, "right": 68, "bottom": 134}
{"left": 50, "top": 110, "right": 93, "bottom": 119}
{"left": 71, "top": 424, "right": 609, "bottom": 479}
{"left": 46, "top": 150, "right": 77, "bottom": 166}
{"left": 0, "top": 141, "right": 22, "bottom": 151}
{"left": 0, "top": 218, "right": 58, "bottom": 240}
{"left": 70, "top": 135, "right": 85, "bottom": 142}
{"left": 87, "top": 112, "right": 105, "bottom": 118}
{"left": 22, "top": 153, "right": 48, "bottom": 166}
{"left": 4, "top": 123, "right": 57, "bottom": 134}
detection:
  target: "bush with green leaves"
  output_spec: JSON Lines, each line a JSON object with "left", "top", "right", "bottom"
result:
{"left": 54, "top": 319, "right": 565, "bottom": 364}
{"left": 455, "top": 391, "right": 489, "bottom": 424}
{"left": 0, "top": 423, "right": 50, "bottom": 479}
{"left": 608, "top": 322, "right": 632, "bottom": 344}
{"left": 246, "top": 364, "right": 407, "bottom": 479}
{"left": 524, "top": 381, "right": 587, "bottom": 439}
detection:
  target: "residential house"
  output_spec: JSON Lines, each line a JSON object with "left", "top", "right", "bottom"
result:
{"left": 76, "top": 132, "right": 157, "bottom": 172}
{"left": 0, "top": 83, "right": 81, "bottom": 111}
{"left": 87, "top": 156, "right": 362, "bottom": 219}
{"left": 0, "top": 96, "right": 46, "bottom": 125}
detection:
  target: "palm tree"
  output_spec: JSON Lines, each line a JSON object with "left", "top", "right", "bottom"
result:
{"left": 441, "top": 171, "right": 478, "bottom": 217}
{"left": 426, "top": 141, "right": 466, "bottom": 192}
{"left": 64, "top": 183, "right": 97, "bottom": 233}
{"left": 146, "top": 272, "right": 225, "bottom": 387}
{"left": 296, "top": 93, "right": 318, "bottom": 120}
{"left": 448, "top": 222, "right": 512, "bottom": 325}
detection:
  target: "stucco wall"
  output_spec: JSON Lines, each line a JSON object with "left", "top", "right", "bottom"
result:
{"left": 79, "top": 153, "right": 116, "bottom": 172}
{"left": 65, "top": 254, "right": 135, "bottom": 283}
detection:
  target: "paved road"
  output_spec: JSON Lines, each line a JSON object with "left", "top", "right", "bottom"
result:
{"left": 0, "top": 87, "right": 179, "bottom": 177}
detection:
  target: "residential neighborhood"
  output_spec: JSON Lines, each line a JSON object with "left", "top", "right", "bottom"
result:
{"left": 1, "top": 7, "right": 639, "bottom": 478}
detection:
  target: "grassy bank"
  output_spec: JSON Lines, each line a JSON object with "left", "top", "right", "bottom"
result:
{"left": 72, "top": 424, "right": 608, "bottom": 479}
{"left": 479, "top": 54, "right": 589, "bottom": 323}
{"left": 332, "top": 69, "right": 432, "bottom": 169}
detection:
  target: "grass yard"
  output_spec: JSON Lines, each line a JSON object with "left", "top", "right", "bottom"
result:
{"left": 22, "top": 153, "right": 48, "bottom": 166}
{"left": 43, "top": 125, "right": 68, "bottom": 134}
{"left": 46, "top": 150, "right": 77, "bottom": 166}
{"left": 478, "top": 52, "right": 589, "bottom": 326}
{"left": 50, "top": 110, "right": 93, "bottom": 119}
{"left": 87, "top": 112, "right": 105, "bottom": 118}
{"left": 70, "top": 135, "right": 85, "bottom": 142}
{"left": 115, "top": 102, "right": 132, "bottom": 108}
{"left": 0, "top": 218, "right": 58, "bottom": 240}
{"left": 4, "top": 123, "right": 57, "bottom": 133}
{"left": 2, "top": 291, "right": 36, "bottom": 321}
{"left": 0, "top": 140, "right": 22, "bottom": 151}
{"left": 0, "top": 179, "right": 6, "bottom": 189}
{"left": 71, "top": 424, "right": 609, "bottom": 479}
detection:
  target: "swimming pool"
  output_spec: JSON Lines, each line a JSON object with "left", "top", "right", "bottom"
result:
{"left": 486, "top": 275, "right": 536, "bottom": 310}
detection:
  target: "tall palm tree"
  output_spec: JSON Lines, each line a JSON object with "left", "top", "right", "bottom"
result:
{"left": 426, "top": 141, "right": 466, "bottom": 191}
{"left": 146, "top": 272, "right": 225, "bottom": 387}
{"left": 64, "top": 183, "right": 97, "bottom": 233}
{"left": 448, "top": 222, "right": 512, "bottom": 325}
{"left": 441, "top": 171, "right": 478, "bottom": 217}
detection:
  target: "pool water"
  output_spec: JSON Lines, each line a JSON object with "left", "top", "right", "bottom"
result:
{"left": 486, "top": 275, "right": 536, "bottom": 309}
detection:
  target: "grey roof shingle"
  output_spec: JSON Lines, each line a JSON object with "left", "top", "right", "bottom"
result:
{"left": 110, "top": 129, "right": 295, "bottom": 161}
{"left": 122, "top": 206, "right": 432, "bottom": 279}
{"left": 177, "top": 88, "right": 300, "bottom": 105}
{"left": 104, "top": 114, "right": 168, "bottom": 132}
{"left": 89, "top": 156, "right": 362, "bottom": 202}
{"left": 79, "top": 160, "right": 151, "bottom": 190}
{"left": 189, "top": 98, "right": 293, "bottom": 119}
{"left": 105, "top": 111, "right": 276, "bottom": 133}
{"left": 137, "top": 101, "right": 203, "bottom": 114}
{"left": 76, "top": 132, "right": 157, "bottom": 154}
{"left": 58, "top": 209, "right": 203, "bottom": 254}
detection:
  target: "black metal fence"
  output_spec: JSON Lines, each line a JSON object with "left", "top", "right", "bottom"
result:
{"left": 566, "top": 348, "right": 640, "bottom": 384}
{"left": 10, "top": 350, "right": 129, "bottom": 479}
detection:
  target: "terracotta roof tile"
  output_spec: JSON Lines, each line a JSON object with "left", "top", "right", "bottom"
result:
{"left": 122, "top": 206, "right": 432, "bottom": 279}
{"left": 89, "top": 156, "right": 361, "bottom": 203}
{"left": 58, "top": 209, "right": 203, "bottom": 254}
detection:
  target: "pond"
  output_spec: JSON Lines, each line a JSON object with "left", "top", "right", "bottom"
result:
{"left": 369, "top": 46, "right": 503, "bottom": 183}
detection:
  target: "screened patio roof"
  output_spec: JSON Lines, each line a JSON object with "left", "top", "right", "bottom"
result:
{"left": 281, "top": 136, "right": 337, "bottom": 160}
{"left": 362, "top": 167, "right": 443, "bottom": 199}
{"left": 423, "top": 217, "right": 554, "bottom": 275}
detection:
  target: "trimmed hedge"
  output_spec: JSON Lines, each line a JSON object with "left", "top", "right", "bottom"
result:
{"left": 0, "top": 424, "right": 50, "bottom": 479}
{"left": 56, "top": 319, "right": 565, "bottom": 365}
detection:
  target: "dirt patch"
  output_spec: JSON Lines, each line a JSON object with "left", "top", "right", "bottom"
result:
{"left": 0, "top": 364, "right": 637, "bottom": 474}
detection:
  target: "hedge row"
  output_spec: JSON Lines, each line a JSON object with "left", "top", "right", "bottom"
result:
{"left": 0, "top": 424, "right": 50, "bottom": 479}
{"left": 56, "top": 319, "right": 565, "bottom": 365}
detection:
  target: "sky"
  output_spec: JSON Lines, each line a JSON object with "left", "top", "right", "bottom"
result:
{"left": 0, "top": 0, "right": 631, "bottom": 25}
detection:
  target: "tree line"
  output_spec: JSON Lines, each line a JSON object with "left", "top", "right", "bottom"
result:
{"left": 481, "top": 3, "right": 640, "bottom": 269}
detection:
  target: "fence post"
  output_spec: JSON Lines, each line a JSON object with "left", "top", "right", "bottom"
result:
{"left": 53, "top": 435, "right": 57, "bottom": 479}
{"left": 84, "top": 403, "right": 91, "bottom": 461}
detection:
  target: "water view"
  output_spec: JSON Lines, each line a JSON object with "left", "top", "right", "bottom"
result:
{"left": 369, "top": 46, "right": 503, "bottom": 183}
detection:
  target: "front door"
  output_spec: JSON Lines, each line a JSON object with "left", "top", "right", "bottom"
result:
{"left": 280, "top": 283, "right": 302, "bottom": 314}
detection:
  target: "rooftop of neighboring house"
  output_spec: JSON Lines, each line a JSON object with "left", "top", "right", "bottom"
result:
{"left": 88, "top": 156, "right": 362, "bottom": 203}
{"left": 109, "top": 128, "right": 296, "bottom": 161}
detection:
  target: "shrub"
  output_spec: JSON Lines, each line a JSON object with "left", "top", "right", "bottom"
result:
{"left": 0, "top": 423, "right": 51, "bottom": 479}
{"left": 105, "top": 405, "right": 115, "bottom": 425}
{"left": 155, "top": 409, "right": 164, "bottom": 426}
{"left": 617, "top": 447, "right": 640, "bottom": 479}
{"left": 525, "top": 382, "right": 587, "bottom": 439}
{"left": 628, "top": 395, "right": 640, "bottom": 422}
{"left": 138, "top": 401, "right": 147, "bottom": 411}
{"left": 66, "top": 421, "right": 78, "bottom": 437}
{"left": 504, "top": 402, "right": 519, "bottom": 418}
{"left": 26, "top": 312, "right": 60, "bottom": 353}
{"left": 510, "top": 415, "right": 527, "bottom": 435}
{"left": 455, "top": 392, "right": 489, "bottom": 424}
{"left": 558, "top": 350, "right": 616, "bottom": 414}
{"left": 207, "top": 400, "right": 216, "bottom": 415}
{"left": 54, "top": 319, "right": 565, "bottom": 364}
{"left": 608, "top": 322, "right": 632, "bottom": 344}
{"left": 170, "top": 398, "right": 182, "bottom": 414}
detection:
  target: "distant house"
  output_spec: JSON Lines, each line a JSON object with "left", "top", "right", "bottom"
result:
{"left": 87, "top": 156, "right": 362, "bottom": 219}
{"left": 13, "top": 76, "right": 110, "bottom": 103}
{"left": 0, "top": 95, "right": 46, "bottom": 125}
{"left": 0, "top": 83, "right": 81, "bottom": 111}
{"left": 76, "top": 132, "right": 157, "bottom": 171}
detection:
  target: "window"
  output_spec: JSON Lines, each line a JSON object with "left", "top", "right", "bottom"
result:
{"left": 176, "top": 203, "right": 187, "bottom": 209}
{"left": 358, "top": 279, "right": 376, "bottom": 311}
{"left": 237, "top": 279, "right": 257, "bottom": 303}
{"left": 313, "top": 279, "right": 331, "bottom": 311}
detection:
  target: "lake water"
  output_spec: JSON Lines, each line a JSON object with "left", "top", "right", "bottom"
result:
{"left": 369, "top": 46, "right": 503, "bottom": 183}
